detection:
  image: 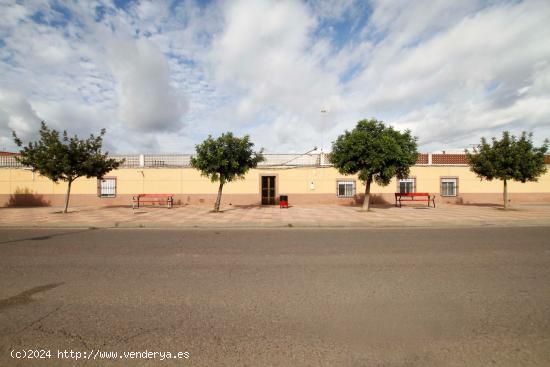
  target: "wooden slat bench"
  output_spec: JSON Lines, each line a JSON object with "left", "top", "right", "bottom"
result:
{"left": 132, "top": 194, "right": 173, "bottom": 209}
{"left": 394, "top": 192, "right": 435, "bottom": 208}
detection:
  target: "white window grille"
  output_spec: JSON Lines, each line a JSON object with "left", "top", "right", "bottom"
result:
{"left": 98, "top": 177, "right": 116, "bottom": 198}
{"left": 337, "top": 180, "right": 355, "bottom": 198}
{"left": 441, "top": 177, "right": 458, "bottom": 196}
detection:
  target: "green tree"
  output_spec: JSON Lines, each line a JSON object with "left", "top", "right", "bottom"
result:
{"left": 467, "top": 131, "right": 548, "bottom": 210}
{"left": 13, "top": 121, "right": 122, "bottom": 213}
{"left": 191, "top": 132, "right": 264, "bottom": 212}
{"left": 330, "top": 119, "right": 418, "bottom": 211}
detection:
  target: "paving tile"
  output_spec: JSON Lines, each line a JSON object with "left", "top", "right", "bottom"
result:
{"left": 2, "top": 204, "right": 550, "bottom": 228}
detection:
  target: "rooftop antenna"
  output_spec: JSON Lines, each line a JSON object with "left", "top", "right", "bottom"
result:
{"left": 279, "top": 147, "right": 318, "bottom": 166}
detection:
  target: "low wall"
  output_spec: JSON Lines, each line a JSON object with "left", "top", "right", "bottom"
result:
{"left": 2, "top": 192, "right": 550, "bottom": 208}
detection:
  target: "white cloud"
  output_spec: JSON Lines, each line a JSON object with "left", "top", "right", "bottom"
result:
{"left": 0, "top": 90, "right": 42, "bottom": 142}
{"left": 0, "top": 2, "right": 30, "bottom": 29}
{"left": 106, "top": 37, "right": 187, "bottom": 133}
{"left": 346, "top": 0, "right": 550, "bottom": 148}
{"left": 208, "top": 0, "right": 343, "bottom": 150}
{"left": 0, "top": 0, "right": 549, "bottom": 154}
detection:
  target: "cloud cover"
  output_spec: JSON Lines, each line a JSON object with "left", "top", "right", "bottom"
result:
{"left": 106, "top": 37, "right": 186, "bottom": 132}
{"left": 0, "top": 0, "right": 549, "bottom": 153}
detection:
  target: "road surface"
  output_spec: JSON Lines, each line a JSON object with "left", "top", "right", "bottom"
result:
{"left": 1, "top": 227, "right": 549, "bottom": 366}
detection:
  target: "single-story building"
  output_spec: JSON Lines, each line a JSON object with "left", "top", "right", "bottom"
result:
{"left": 1, "top": 152, "right": 549, "bottom": 207}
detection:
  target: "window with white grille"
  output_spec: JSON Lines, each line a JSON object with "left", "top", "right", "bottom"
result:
{"left": 441, "top": 177, "right": 458, "bottom": 196}
{"left": 337, "top": 180, "right": 355, "bottom": 198}
{"left": 98, "top": 177, "right": 116, "bottom": 198}
{"left": 398, "top": 178, "right": 416, "bottom": 193}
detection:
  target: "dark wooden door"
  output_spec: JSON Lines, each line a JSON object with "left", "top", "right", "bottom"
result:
{"left": 261, "top": 176, "right": 276, "bottom": 205}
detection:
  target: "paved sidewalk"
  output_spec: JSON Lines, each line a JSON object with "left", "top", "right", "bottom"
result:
{"left": 1, "top": 203, "right": 550, "bottom": 228}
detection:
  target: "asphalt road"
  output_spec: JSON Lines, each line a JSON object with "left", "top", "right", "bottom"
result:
{"left": 1, "top": 227, "right": 549, "bottom": 366}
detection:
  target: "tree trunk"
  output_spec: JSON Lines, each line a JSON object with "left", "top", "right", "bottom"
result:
{"left": 362, "top": 180, "right": 371, "bottom": 211}
{"left": 214, "top": 182, "right": 224, "bottom": 212}
{"left": 63, "top": 179, "right": 72, "bottom": 213}
{"left": 503, "top": 179, "right": 508, "bottom": 210}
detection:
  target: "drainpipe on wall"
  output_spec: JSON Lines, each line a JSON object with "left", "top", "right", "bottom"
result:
{"left": 138, "top": 154, "right": 145, "bottom": 194}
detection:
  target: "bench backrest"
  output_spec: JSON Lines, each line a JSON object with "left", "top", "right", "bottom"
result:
{"left": 137, "top": 194, "right": 173, "bottom": 198}
{"left": 395, "top": 192, "right": 430, "bottom": 197}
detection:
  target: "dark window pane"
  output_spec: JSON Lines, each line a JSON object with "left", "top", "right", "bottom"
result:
{"left": 339, "top": 184, "right": 345, "bottom": 196}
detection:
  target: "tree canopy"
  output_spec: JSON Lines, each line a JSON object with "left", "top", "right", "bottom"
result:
{"left": 467, "top": 131, "right": 548, "bottom": 209}
{"left": 330, "top": 119, "right": 418, "bottom": 211}
{"left": 13, "top": 121, "right": 121, "bottom": 213}
{"left": 190, "top": 132, "right": 264, "bottom": 212}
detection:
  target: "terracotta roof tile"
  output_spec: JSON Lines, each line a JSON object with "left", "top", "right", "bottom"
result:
{"left": 416, "top": 154, "right": 429, "bottom": 164}
{"left": 431, "top": 154, "right": 468, "bottom": 165}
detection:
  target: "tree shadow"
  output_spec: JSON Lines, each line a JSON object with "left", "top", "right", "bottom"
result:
{"left": 457, "top": 203, "right": 503, "bottom": 208}
{"left": 219, "top": 204, "right": 262, "bottom": 212}
{"left": 348, "top": 194, "right": 393, "bottom": 208}
{"left": 370, "top": 204, "right": 398, "bottom": 210}
{"left": 0, "top": 283, "right": 64, "bottom": 311}
{"left": 0, "top": 228, "right": 99, "bottom": 245}
{"left": 494, "top": 207, "right": 523, "bottom": 211}
{"left": 6, "top": 187, "right": 51, "bottom": 207}
{"left": 353, "top": 194, "right": 365, "bottom": 206}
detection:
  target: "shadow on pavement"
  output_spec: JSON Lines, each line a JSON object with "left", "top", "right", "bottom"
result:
{"left": 0, "top": 228, "right": 100, "bottom": 245}
{"left": 0, "top": 283, "right": 64, "bottom": 311}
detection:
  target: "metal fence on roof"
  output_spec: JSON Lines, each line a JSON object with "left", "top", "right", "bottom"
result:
{"left": 0, "top": 153, "right": 328, "bottom": 168}
{"left": 144, "top": 154, "right": 192, "bottom": 167}
{"left": 0, "top": 155, "right": 22, "bottom": 167}
{"left": 3, "top": 152, "right": 520, "bottom": 168}
{"left": 110, "top": 155, "right": 140, "bottom": 167}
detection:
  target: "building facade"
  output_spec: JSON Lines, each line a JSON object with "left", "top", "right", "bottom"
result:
{"left": 1, "top": 152, "right": 550, "bottom": 207}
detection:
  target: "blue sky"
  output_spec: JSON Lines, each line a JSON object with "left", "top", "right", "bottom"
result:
{"left": 1, "top": 0, "right": 549, "bottom": 154}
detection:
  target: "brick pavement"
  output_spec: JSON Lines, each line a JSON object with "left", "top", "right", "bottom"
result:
{"left": 1, "top": 203, "right": 550, "bottom": 228}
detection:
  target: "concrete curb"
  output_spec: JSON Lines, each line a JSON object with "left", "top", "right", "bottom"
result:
{"left": 1, "top": 219, "right": 549, "bottom": 230}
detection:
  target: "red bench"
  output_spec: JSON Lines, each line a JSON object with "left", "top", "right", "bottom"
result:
{"left": 132, "top": 194, "right": 173, "bottom": 209}
{"left": 395, "top": 192, "right": 435, "bottom": 208}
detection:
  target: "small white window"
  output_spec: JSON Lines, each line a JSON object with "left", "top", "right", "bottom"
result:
{"left": 99, "top": 177, "right": 116, "bottom": 198}
{"left": 398, "top": 178, "right": 416, "bottom": 193}
{"left": 337, "top": 180, "right": 355, "bottom": 198}
{"left": 441, "top": 178, "right": 458, "bottom": 197}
